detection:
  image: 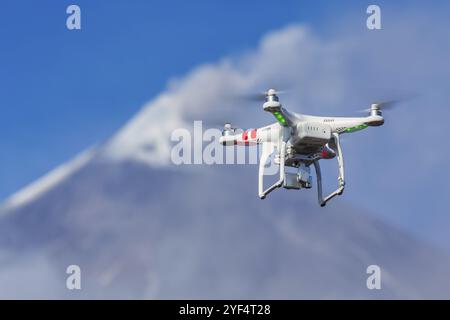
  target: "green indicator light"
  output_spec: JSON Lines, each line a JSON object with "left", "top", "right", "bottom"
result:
{"left": 272, "top": 111, "right": 287, "bottom": 125}
{"left": 345, "top": 124, "right": 368, "bottom": 133}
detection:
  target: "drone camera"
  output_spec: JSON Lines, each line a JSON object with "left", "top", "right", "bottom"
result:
{"left": 283, "top": 164, "right": 312, "bottom": 190}
{"left": 297, "top": 164, "right": 312, "bottom": 188}
{"left": 283, "top": 173, "right": 302, "bottom": 190}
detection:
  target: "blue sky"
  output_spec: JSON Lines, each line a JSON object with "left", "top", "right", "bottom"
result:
{"left": 0, "top": 0, "right": 413, "bottom": 200}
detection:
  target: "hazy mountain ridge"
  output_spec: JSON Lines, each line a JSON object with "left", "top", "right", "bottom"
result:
{"left": 0, "top": 157, "right": 449, "bottom": 299}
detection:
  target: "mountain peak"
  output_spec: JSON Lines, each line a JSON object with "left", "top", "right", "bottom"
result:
{"left": 0, "top": 149, "right": 95, "bottom": 214}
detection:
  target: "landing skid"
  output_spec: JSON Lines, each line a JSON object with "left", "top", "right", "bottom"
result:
{"left": 314, "top": 133, "right": 345, "bottom": 207}
{"left": 258, "top": 132, "right": 345, "bottom": 207}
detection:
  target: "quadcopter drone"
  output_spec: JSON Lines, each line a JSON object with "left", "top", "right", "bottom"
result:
{"left": 219, "top": 89, "right": 388, "bottom": 207}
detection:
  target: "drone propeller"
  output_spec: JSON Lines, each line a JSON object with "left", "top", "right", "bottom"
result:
{"left": 358, "top": 100, "right": 400, "bottom": 112}
{"left": 357, "top": 93, "right": 419, "bottom": 113}
{"left": 222, "top": 122, "right": 239, "bottom": 131}
{"left": 204, "top": 120, "right": 241, "bottom": 132}
{"left": 234, "top": 89, "right": 288, "bottom": 102}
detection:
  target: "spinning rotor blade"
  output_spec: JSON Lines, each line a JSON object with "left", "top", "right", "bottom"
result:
{"left": 372, "top": 100, "right": 399, "bottom": 110}
{"left": 237, "top": 92, "right": 267, "bottom": 102}
{"left": 203, "top": 120, "right": 241, "bottom": 132}
{"left": 357, "top": 100, "right": 407, "bottom": 113}
{"left": 359, "top": 100, "right": 399, "bottom": 112}
{"left": 234, "top": 89, "right": 288, "bottom": 102}
{"left": 357, "top": 94, "right": 418, "bottom": 113}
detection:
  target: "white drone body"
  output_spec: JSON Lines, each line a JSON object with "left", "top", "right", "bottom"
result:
{"left": 219, "top": 89, "right": 385, "bottom": 207}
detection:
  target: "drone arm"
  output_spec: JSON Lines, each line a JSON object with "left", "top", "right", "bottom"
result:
{"left": 220, "top": 129, "right": 261, "bottom": 146}
{"left": 314, "top": 133, "right": 345, "bottom": 207}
